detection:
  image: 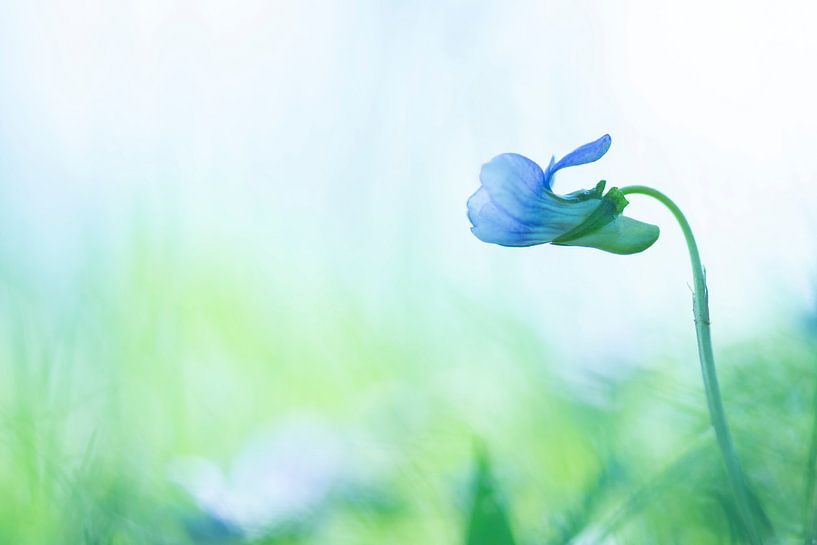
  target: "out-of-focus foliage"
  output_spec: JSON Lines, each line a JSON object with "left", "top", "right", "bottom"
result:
{"left": 464, "top": 447, "right": 516, "bottom": 545}
{"left": 1, "top": 223, "right": 816, "bottom": 545}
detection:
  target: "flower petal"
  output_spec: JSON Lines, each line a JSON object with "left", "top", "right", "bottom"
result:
{"left": 477, "top": 153, "right": 600, "bottom": 236}
{"left": 554, "top": 215, "right": 660, "bottom": 255}
{"left": 479, "top": 153, "right": 547, "bottom": 217}
{"left": 544, "top": 134, "right": 611, "bottom": 189}
{"left": 467, "top": 187, "right": 550, "bottom": 247}
{"left": 466, "top": 188, "right": 526, "bottom": 245}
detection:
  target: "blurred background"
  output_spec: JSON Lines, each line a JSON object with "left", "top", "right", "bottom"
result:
{"left": 2, "top": 1, "right": 817, "bottom": 544}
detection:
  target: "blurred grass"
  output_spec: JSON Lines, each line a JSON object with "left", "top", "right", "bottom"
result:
{"left": 1, "top": 219, "right": 816, "bottom": 545}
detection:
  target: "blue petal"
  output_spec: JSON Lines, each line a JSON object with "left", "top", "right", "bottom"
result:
{"left": 479, "top": 154, "right": 598, "bottom": 226}
{"left": 466, "top": 187, "right": 523, "bottom": 239}
{"left": 467, "top": 187, "right": 538, "bottom": 246}
{"left": 479, "top": 153, "right": 548, "bottom": 214}
{"left": 544, "top": 134, "right": 611, "bottom": 189}
{"left": 468, "top": 155, "right": 602, "bottom": 247}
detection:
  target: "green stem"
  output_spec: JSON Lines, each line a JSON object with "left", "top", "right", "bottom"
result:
{"left": 619, "top": 185, "right": 763, "bottom": 545}
{"left": 802, "top": 359, "right": 817, "bottom": 544}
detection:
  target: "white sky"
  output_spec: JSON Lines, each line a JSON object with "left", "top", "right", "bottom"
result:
{"left": 1, "top": 0, "right": 816, "bottom": 364}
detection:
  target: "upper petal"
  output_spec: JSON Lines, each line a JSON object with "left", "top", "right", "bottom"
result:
{"left": 479, "top": 153, "right": 547, "bottom": 216}
{"left": 544, "top": 134, "right": 611, "bottom": 189}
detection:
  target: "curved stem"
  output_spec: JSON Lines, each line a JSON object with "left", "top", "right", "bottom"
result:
{"left": 619, "top": 185, "right": 763, "bottom": 545}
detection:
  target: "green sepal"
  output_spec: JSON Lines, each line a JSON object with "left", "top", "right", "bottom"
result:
{"left": 553, "top": 185, "right": 629, "bottom": 244}
{"left": 550, "top": 182, "right": 660, "bottom": 254}
{"left": 557, "top": 179, "right": 607, "bottom": 203}
{"left": 556, "top": 215, "right": 660, "bottom": 255}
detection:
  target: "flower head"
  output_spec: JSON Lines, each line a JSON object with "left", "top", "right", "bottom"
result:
{"left": 467, "top": 135, "right": 659, "bottom": 255}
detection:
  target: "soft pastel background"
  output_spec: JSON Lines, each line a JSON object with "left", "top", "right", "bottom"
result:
{"left": 2, "top": 2, "right": 817, "bottom": 544}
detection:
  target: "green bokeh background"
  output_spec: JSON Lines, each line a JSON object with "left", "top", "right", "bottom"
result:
{"left": 2, "top": 2, "right": 817, "bottom": 544}
{"left": 2, "top": 208, "right": 816, "bottom": 544}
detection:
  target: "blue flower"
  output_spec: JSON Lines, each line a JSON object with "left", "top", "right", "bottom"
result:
{"left": 467, "top": 135, "right": 659, "bottom": 255}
